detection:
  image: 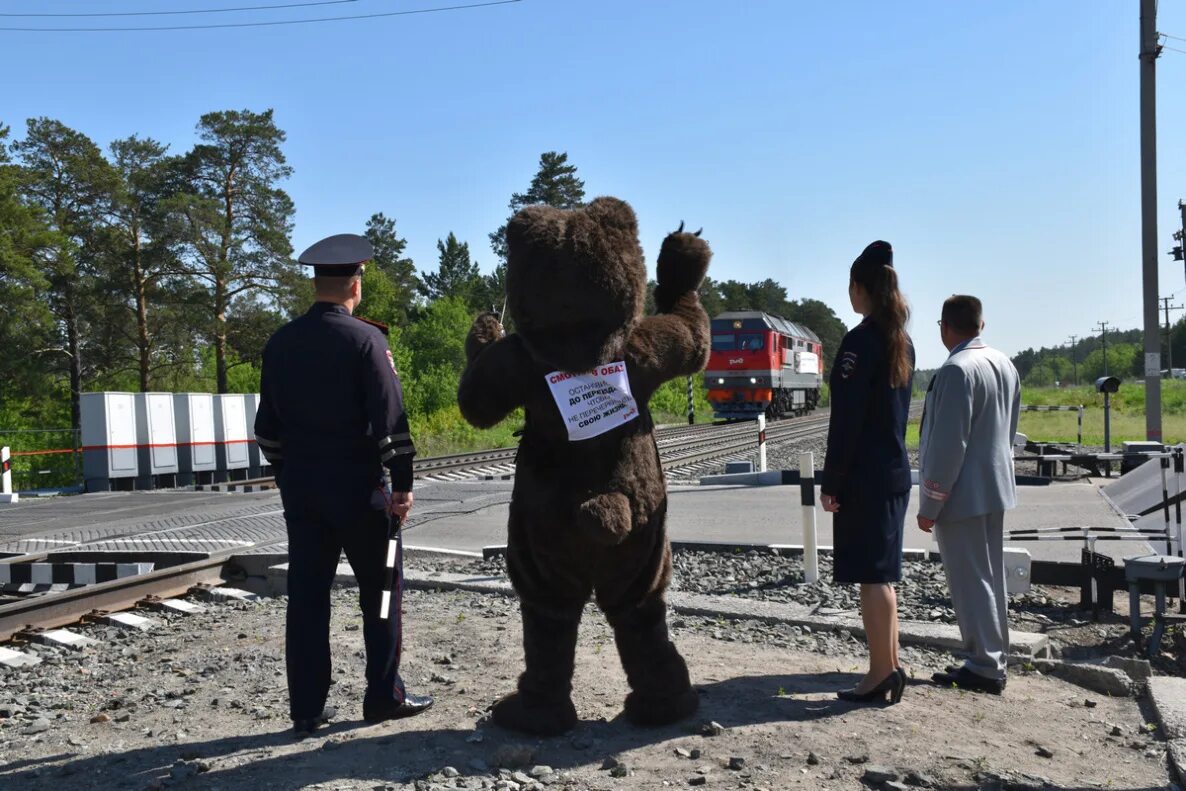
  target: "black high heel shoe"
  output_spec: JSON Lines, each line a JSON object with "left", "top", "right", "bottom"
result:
{"left": 837, "top": 670, "right": 906, "bottom": 705}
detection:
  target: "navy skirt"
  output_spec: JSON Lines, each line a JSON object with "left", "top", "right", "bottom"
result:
{"left": 831, "top": 488, "right": 909, "bottom": 584}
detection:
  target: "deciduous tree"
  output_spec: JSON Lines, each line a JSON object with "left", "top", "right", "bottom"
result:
{"left": 161, "top": 109, "right": 296, "bottom": 393}
{"left": 14, "top": 118, "right": 119, "bottom": 430}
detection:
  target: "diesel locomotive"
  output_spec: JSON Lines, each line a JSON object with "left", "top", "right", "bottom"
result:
{"left": 705, "top": 311, "right": 824, "bottom": 420}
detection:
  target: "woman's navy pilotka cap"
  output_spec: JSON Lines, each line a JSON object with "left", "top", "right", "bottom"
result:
{"left": 851, "top": 240, "right": 893, "bottom": 280}
{"left": 298, "top": 233, "right": 373, "bottom": 277}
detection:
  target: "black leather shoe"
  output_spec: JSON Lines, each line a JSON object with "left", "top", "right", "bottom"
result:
{"left": 931, "top": 667, "right": 1005, "bottom": 695}
{"left": 364, "top": 692, "right": 434, "bottom": 723}
{"left": 292, "top": 706, "right": 336, "bottom": 738}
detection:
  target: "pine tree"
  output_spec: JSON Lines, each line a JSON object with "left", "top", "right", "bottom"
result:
{"left": 421, "top": 232, "right": 481, "bottom": 306}
{"left": 14, "top": 118, "right": 120, "bottom": 430}
{"left": 160, "top": 109, "right": 296, "bottom": 393}
{"left": 363, "top": 212, "right": 418, "bottom": 325}
{"left": 488, "top": 151, "right": 586, "bottom": 265}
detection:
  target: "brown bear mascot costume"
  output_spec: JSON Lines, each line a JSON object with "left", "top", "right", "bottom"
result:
{"left": 458, "top": 197, "right": 711, "bottom": 735}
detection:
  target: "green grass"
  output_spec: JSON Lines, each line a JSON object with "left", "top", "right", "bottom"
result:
{"left": 905, "top": 382, "right": 1186, "bottom": 448}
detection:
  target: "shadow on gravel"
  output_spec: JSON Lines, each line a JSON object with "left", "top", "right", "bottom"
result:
{"left": 3, "top": 672, "right": 1172, "bottom": 791}
{"left": 0, "top": 672, "right": 869, "bottom": 790}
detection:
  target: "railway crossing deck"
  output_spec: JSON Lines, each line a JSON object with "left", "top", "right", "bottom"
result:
{"left": 0, "top": 476, "right": 1150, "bottom": 569}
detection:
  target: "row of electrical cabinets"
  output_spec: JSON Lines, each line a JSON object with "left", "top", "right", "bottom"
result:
{"left": 81, "top": 392, "right": 267, "bottom": 491}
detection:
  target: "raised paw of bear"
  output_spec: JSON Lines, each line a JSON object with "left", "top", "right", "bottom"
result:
{"left": 464, "top": 311, "right": 505, "bottom": 361}
{"left": 654, "top": 221, "right": 711, "bottom": 313}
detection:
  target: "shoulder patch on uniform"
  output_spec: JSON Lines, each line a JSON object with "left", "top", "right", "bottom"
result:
{"left": 385, "top": 349, "right": 398, "bottom": 375}
{"left": 839, "top": 350, "right": 859, "bottom": 379}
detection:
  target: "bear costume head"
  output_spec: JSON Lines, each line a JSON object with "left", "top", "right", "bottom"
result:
{"left": 506, "top": 197, "right": 646, "bottom": 373}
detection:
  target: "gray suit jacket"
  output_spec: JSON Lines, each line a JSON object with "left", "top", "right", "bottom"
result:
{"left": 918, "top": 337, "right": 1021, "bottom": 522}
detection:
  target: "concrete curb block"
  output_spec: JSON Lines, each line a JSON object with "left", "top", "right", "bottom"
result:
{"left": 265, "top": 561, "right": 1062, "bottom": 663}
{"left": 479, "top": 541, "right": 933, "bottom": 561}
{"left": 1029, "top": 658, "right": 1137, "bottom": 697}
{"left": 1149, "top": 676, "right": 1186, "bottom": 785}
{"left": 1168, "top": 741, "right": 1186, "bottom": 788}
{"left": 395, "top": 570, "right": 1050, "bottom": 659}
{"left": 403, "top": 546, "right": 484, "bottom": 560}
{"left": 698, "top": 471, "right": 786, "bottom": 487}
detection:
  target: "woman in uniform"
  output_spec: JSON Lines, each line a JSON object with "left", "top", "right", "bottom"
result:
{"left": 820, "top": 240, "right": 914, "bottom": 705}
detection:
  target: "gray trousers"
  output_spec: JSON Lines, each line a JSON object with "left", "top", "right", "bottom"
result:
{"left": 935, "top": 511, "right": 1009, "bottom": 680}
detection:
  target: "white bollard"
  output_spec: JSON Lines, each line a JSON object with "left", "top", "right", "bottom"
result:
{"left": 757, "top": 413, "right": 767, "bottom": 473}
{"left": 0, "top": 447, "right": 17, "bottom": 504}
{"left": 800, "top": 451, "right": 818, "bottom": 584}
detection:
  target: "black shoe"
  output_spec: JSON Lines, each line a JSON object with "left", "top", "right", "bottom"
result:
{"left": 837, "top": 670, "right": 906, "bottom": 705}
{"left": 931, "top": 667, "right": 1006, "bottom": 695}
{"left": 363, "top": 692, "right": 434, "bottom": 723}
{"left": 292, "top": 706, "right": 336, "bottom": 738}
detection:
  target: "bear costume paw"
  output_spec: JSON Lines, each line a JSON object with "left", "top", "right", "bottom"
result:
{"left": 465, "top": 311, "right": 505, "bottom": 361}
{"left": 624, "top": 687, "right": 701, "bottom": 727}
{"left": 653, "top": 225, "right": 711, "bottom": 313}
{"left": 576, "top": 492, "right": 632, "bottom": 546}
{"left": 491, "top": 691, "right": 578, "bottom": 736}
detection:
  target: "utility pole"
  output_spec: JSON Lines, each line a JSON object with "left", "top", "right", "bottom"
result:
{"left": 1160, "top": 296, "right": 1183, "bottom": 377}
{"left": 1140, "top": 0, "right": 1162, "bottom": 440}
{"left": 1096, "top": 321, "right": 1110, "bottom": 376}
{"left": 1067, "top": 335, "right": 1078, "bottom": 386}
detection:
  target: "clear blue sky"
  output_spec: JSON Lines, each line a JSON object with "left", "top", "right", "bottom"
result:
{"left": 3, "top": 0, "right": 1186, "bottom": 369}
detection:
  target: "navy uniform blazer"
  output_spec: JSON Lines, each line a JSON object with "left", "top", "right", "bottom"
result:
{"left": 821, "top": 318, "right": 914, "bottom": 498}
{"left": 254, "top": 302, "right": 416, "bottom": 501}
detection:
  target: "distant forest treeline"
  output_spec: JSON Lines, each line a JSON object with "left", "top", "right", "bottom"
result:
{"left": 0, "top": 111, "right": 850, "bottom": 438}
{"left": 1009, "top": 326, "right": 1186, "bottom": 387}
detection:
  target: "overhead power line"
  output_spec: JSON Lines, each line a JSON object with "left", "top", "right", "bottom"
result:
{"left": 0, "top": 0, "right": 356, "bottom": 17}
{"left": 0, "top": 0, "right": 520, "bottom": 32}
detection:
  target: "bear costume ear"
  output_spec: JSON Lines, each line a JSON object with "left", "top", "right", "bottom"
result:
{"left": 507, "top": 205, "right": 554, "bottom": 256}
{"left": 584, "top": 196, "right": 638, "bottom": 235}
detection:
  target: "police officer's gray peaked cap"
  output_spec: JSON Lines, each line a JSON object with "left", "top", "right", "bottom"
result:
{"left": 299, "top": 233, "right": 373, "bottom": 277}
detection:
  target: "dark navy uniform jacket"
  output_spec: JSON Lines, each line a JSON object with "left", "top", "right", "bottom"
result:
{"left": 821, "top": 318, "right": 914, "bottom": 498}
{"left": 254, "top": 302, "right": 416, "bottom": 499}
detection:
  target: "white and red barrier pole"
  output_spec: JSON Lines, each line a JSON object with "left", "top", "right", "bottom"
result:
{"left": 800, "top": 451, "right": 818, "bottom": 583}
{"left": 757, "top": 413, "right": 767, "bottom": 473}
{"left": 0, "top": 447, "right": 17, "bottom": 504}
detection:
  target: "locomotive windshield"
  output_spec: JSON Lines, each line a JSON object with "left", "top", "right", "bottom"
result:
{"left": 711, "top": 334, "right": 735, "bottom": 351}
{"left": 711, "top": 333, "right": 765, "bottom": 351}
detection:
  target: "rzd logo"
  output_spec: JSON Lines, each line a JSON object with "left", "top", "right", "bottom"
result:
{"left": 729, "top": 358, "right": 743, "bottom": 365}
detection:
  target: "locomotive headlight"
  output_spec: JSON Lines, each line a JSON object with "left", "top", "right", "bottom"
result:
{"left": 750, "top": 377, "right": 757, "bottom": 384}
{"left": 717, "top": 378, "right": 724, "bottom": 384}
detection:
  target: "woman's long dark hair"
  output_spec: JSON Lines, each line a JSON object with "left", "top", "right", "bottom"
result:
{"left": 850, "top": 241, "right": 911, "bottom": 389}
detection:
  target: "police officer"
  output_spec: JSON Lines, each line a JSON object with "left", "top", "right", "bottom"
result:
{"left": 819, "top": 240, "right": 914, "bottom": 705}
{"left": 254, "top": 233, "right": 432, "bottom": 736}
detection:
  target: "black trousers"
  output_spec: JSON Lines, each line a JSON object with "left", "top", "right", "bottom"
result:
{"left": 282, "top": 491, "right": 404, "bottom": 720}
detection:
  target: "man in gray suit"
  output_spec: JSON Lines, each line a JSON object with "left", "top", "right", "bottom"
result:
{"left": 917, "top": 295, "right": 1021, "bottom": 695}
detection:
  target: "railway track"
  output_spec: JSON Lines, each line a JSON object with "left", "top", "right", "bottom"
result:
{"left": 0, "top": 543, "right": 261, "bottom": 642}
{"left": 211, "top": 411, "right": 835, "bottom": 490}
{"left": 0, "top": 406, "right": 923, "bottom": 641}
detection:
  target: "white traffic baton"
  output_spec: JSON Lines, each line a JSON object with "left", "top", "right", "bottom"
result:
{"left": 379, "top": 512, "right": 403, "bottom": 621}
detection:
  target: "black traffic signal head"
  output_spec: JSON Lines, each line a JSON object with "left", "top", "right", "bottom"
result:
{"left": 1172, "top": 245, "right": 1184, "bottom": 262}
